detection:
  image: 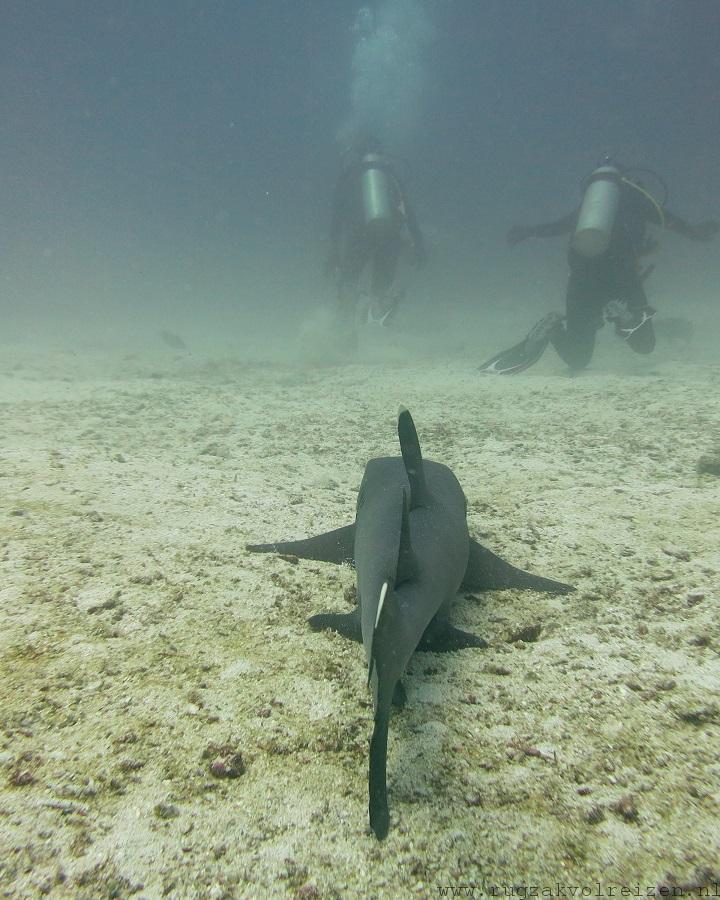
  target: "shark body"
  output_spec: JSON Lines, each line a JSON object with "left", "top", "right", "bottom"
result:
{"left": 247, "top": 408, "right": 573, "bottom": 838}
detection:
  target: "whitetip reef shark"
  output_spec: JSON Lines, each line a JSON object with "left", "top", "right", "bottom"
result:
{"left": 247, "top": 408, "right": 573, "bottom": 840}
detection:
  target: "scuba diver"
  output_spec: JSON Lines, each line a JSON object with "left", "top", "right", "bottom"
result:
{"left": 324, "top": 135, "right": 427, "bottom": 345}
{"left": 479, "top": 158, "right": 719, "bottom": 374}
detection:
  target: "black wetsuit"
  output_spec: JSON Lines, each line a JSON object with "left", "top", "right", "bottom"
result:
{"left": 328, "top": 157, "right": 425, "bottom": 322}
{"left": 537, "top": 182, "right": 662, "bottom": 369}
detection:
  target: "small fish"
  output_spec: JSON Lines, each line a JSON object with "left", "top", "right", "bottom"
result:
{"left": 159, "top": 330, "right": 189, "bottom": 352}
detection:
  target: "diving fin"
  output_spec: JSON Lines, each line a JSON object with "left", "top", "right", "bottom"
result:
{"left": 479, "top": 313, "right": 562, "bottom": 375}
{"left": 366, "top": 290, "right": 404, "bottom": 327}
{"left": 367, "top": 306, "right": 393, "bottom": 327}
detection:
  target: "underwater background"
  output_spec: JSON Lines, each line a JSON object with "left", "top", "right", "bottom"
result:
{"left": 2, "top": 0, "right": 719, "bottom": 357}
{"left": 1, "top": 2, "right": 719, "bottom": 897}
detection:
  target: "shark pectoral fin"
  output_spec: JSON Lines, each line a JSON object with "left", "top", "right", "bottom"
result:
{"left": 418, "top": 620, "right": 489, "bottom": 652}
{"left": 462, "top": 538, "right": 575, "bottom": 595}
{"left": 246, "top": 524, "right": 356, "bottom": 565}
{"left": 369, "top": 708, "right": 391, "bottom": 840}
{"left": 308, "top": 610, "right": 362, "bottom": 642}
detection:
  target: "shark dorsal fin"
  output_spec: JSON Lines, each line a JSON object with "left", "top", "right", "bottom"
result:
{"left": 395, "top": 489, "right": 416, "bottom": 586}
{"left": 397, "top": 407, "right": 430, "bottom": 510}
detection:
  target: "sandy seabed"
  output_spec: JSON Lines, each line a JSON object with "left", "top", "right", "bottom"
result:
{"left": 1, "top": 331, "right": 719, "bottom": 899}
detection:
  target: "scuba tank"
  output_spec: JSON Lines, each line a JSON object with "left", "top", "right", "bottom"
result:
{"left": 571, "top": 165, "right": 621, "bottom": 258}
{"left": 360, "top": 154, "right": 395, "bottom": 240}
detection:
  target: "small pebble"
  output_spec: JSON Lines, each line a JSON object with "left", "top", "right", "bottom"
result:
{"left": 154, "top": 802, "right": 180, "bottom": 820}
{"left": 697, "top": 452, "right": 720, "bottom": 475}
{"left": 586, "top": 805, "right": 605, "bottom": 824}
{"left": 507, "top": 623, "right": 542, "bottom": 643}
{"left": 610, "top": 794, "right": 639, "bottom": 822}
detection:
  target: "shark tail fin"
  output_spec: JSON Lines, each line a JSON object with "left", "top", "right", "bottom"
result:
{"left": 397, "top": 407, "right": 430, "bottom": 509}
{"left": 368, "top": 701, "right": 391, "bottom": 840}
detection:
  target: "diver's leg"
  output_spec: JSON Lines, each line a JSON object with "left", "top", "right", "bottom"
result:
{"left": 551, "top": 267, "right": 602, "bottom": 371}
{"left": 369, "top": 234, "right": 402, "bottom": 323}
{"left": 336, "top": 235, "right": 366, "bottom": 346}
{"left": 617, "top": 272, "right": 656, "bottom": 355}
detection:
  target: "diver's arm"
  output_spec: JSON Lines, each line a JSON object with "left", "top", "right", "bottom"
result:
{"left": 402, "top": 199, "right": 427, "bottom": 266}
{"left": 325, "top": 174, "right": 346, "bottom": 274}
{"left": 393, "top": 173, "right": 427, "bottom": 265}
{"left": 328, "top": 174, "right": 346, "bottom": 246}
{"left": 663, "top": 209, "right": 720, "bottom": 241}
{"left": 507, "top": 209, "right": 577, "bottom": 245}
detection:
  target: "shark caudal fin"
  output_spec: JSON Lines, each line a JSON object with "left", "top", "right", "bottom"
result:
{"left": 368, "top": 700, "right": 391, "bottom": 840}
{"left": 397, "top": 408, "right": 431, "bottom": 509}
{"left": 462, "top": 538, "right": 574, "bottom": 594}
{"left": 246, "top": 524, "right": 355, "bottom": 565}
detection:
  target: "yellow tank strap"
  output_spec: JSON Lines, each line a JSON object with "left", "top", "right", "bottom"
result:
{"left": 621, "top": 177, "right": 665, "bottom": 229}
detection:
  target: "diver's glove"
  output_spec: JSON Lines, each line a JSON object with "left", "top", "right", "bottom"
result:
{"left": 412, "top": 243, "right": 428, "bottom": 269}
{"left": 690, "top": 220, "right": 720, "bottom": 241}
{"left": 506, "top": 225, "right": 534, "bottom": 246}
{"left": 323, "top": 250, "right": 341, "bottom": 279}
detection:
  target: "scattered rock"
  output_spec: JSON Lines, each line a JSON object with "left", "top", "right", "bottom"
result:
{"left": 507, "top": 623, "right": 542, "bottom": 643}
{"left": 87, "top": 591, "right": 122, "bottom": 614}
{"left": 662, "top": 546, "right": 691, "bottom": 561}
{"left": 485, "top": 664, "right": 512, "bottom": 676}
{"left": 609, "top": 794, "right": 639, "bottom": 822}
{"left": 697, "top": 451, "right": 720, "bottom": 475}
{"left": 675, "top": 705, "right": 719, "bottom": 726}
{"left": 585, "top": 805, "right": 605, "bottom": 824}
{"left": 154, "top": 802, "right": 180, "bottom": 820}
{"left": 204, "top": 743, "right": 245, "bottom": 779}
{"left": 688, "top": 634, "right": 711, "bottom": 648}
{"left": 129, "top": 572, "right": 164, "bottom": 585}
{"left": 118, "top": 758, "right": 145, "bottom": 772}
{"left": 9, "top": 769, "right": 36, "bottom": 787}
{"left": 200, "top": 443, "right": 230, "bottom": 459}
